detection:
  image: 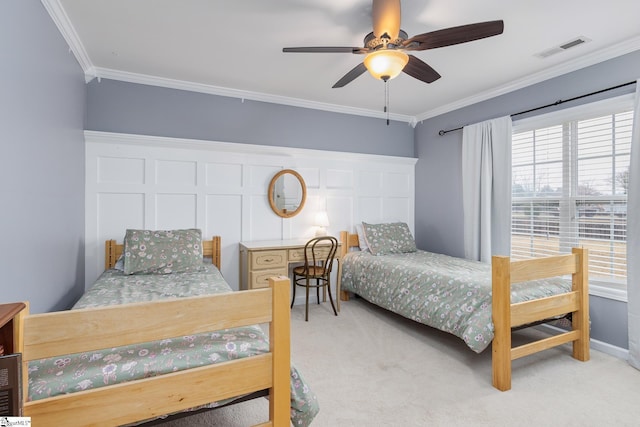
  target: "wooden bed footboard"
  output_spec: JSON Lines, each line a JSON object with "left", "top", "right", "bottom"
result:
{"left": 15, "top": 276, "right": 291, "bottom": 427}
{"left": 491, "top": 248, "right": 589, "bottom": 391}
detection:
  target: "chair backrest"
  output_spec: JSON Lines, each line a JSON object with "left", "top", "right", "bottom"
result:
{"left": 303, "top": 236, "right": 338, "bottom": 276}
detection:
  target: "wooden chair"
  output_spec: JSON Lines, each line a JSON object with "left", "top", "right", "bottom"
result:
{"left": 291, "top": 236, "right": 339, "bottom": 321}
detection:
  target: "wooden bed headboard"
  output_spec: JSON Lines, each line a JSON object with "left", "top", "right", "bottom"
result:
{"left": 104, "top": 236, "right": 222, "bottom": 271}
{"left": 339, "top": 231, "right": 360, "bottom": 258}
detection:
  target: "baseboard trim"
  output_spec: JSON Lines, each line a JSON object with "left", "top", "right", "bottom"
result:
{"left": 535, "top": 324, "right": 629, "bottom": 360}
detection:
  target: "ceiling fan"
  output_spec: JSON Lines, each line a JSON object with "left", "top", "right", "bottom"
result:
{"left": 283, "top": 0, "right": 504, "bottom": 88}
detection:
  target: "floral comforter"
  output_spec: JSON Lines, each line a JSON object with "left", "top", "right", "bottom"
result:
{"left": 341, "top": 250, "right": 572, "bottom": 353}
{"left": 28, "top": 264, "right": 319, "bottom": 426}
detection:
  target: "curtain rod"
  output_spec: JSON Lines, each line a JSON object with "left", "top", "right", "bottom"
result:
{"left": 437, "top": 80, "right": 637, "bottom": 136}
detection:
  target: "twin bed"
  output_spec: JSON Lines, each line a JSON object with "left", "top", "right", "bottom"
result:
{"left": 15, "top": 230, "right": 318, "bottom": 426}
{"left": 10, "top": 222, "right": 591, "bottom": 424}
{"left": 339, "top": 223, "right": 590, "bottom": 391}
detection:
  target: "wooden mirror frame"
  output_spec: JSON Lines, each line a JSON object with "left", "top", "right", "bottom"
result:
{"left": 268, "top": 169, "right": 307, "bottom": 218}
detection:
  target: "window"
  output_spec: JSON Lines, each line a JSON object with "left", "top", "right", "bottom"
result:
{"left": 511, "top": 95, "right": 633, "bottom": 299}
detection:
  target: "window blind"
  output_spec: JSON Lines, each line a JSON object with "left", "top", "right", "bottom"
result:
{"left": 511, "top": 107, "right": 632, "bottom": 288}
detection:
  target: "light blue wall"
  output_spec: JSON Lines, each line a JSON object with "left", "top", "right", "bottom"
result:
{"left": 86, "top": 79, "right": 415, "bottom": 158}
{"left": 0, "top": 0, "right": 86, "bottom": 313}
{"left": 414, "top": 49, "right": 640, "bottom": 349}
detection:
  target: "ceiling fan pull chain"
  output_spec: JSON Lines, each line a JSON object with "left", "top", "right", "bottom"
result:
{"left": 385, "top": 79, "right": 390, "bottom": 126}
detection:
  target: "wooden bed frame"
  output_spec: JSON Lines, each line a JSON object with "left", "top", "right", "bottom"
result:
{"left": 13, "top": 236, "right": 291, "bottom": 426}
{"left": 339, "top": 231, "right": 590, "bottom": 391}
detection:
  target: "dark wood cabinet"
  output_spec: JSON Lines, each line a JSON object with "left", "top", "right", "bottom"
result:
{"left": 0, "top": 302, "right": 26, "bottom": 416}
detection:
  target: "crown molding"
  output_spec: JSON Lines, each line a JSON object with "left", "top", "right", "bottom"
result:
{"left": 415, "top": 36, "right": 640, "bottom": 123}
{"left": 84, "top": 131, "right": 418, "bottom": 165}
{"left": 41, "top": 0, "right": 96, "bottom": 82}
{"left": 92, "top": 67, "right": 416, "bottom": 125}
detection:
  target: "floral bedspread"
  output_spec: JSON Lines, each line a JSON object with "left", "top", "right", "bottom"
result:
{"left": 341, "top": 250, "right": 572, "bottom": 353}
{"left": 28, "top": 264, "right": 319, "bottom": 426}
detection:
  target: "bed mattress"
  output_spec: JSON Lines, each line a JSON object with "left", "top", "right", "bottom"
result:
{"left": 28, "top": 264, "right": 319, "bottom": 426}
{"left": 341, "top": 250, "right": 572, "bottom": 353}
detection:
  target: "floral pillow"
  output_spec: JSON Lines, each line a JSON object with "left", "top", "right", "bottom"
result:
{"left": 123, "top": 229, "right": 204, "bottom": 275}
{"left": 361, "top": 222, "right": 417, "bottom": 256}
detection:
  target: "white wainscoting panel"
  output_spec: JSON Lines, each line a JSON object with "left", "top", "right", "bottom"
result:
{"left": 97, "top": 193, "right": 144, "bottom": 238}
{"left": 299, "top": 167, "right": 321, "bottom": 189}
{"left": 358, "top": 171, "right": 384, "bottom": 196}
{"left": 98, "top": 156, "right": 145, "bottom": 184}
{"left": 206, "top": 194, "right": 242, "bottom": 277}
{"left": 85, "top": 131, "right": 417, "bottom": 292}
{"left": 358, "top": 197, "right": 384, "bottom": 223}
{"left": 326, "top": 169, "right": 354, "bottom": 189}
{"left": 155, "top": 194, "right": 197, "bottom": 229}
{"left": 206, "top": 163, "right": 242, "bottom": 189}
{"left": 385, "top": 172, "right": 411, "bottom": 196}
{"left": 327, "top": 196, "right": 354, "bottom": 235}
{"left": 384, "top": 197, "right": 412, "bottom": 223}
{"left": 156, "top": 160, "right": 197, "bottom": 186}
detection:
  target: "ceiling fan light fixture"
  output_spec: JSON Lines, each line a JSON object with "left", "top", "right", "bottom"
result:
{"left": 363, "top": 49, "right": 409, "bottom": 81}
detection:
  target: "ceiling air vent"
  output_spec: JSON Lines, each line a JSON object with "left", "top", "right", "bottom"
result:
{"left": 535, "top": 36, "right": 591, "bottom": 59}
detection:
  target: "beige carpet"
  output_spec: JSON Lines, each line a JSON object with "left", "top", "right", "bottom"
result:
{"left": 158, "top": 297, "right": 640, "bottom": 426}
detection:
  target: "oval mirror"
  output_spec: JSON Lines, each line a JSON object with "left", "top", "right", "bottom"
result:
{"left": 268, "top": 169, "right": 307, "bottom": 218}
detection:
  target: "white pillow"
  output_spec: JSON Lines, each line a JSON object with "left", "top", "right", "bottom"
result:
{"left": 114, "top": 255, "right": 124, "bottom": 271}
{"left": 355, "top": 223, "right": 369, "bottom": 252}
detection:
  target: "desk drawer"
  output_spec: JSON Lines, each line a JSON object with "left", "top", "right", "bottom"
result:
{"left": 289, "top": 247, "right": 331, "bottom": 262}
{"left": 250, "top": 269, "right": 288, "bottom": 289}
{"left": 250, "top": 250, "right": 287, "bottom": 269}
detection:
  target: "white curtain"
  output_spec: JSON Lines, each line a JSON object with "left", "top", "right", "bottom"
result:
{"left": 628, "top": 79, "right": 640, "bottom": 370}
{"left": 462, "top": 116, "right": 512, "bottom": 262}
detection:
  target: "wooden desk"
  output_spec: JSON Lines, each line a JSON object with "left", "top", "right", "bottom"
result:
{"left": 239, "top": 238, "right": 342, "bottom": 311}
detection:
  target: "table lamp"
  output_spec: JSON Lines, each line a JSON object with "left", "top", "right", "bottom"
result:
{"left": 314, "top": 211, "right": 330, "bottom": 236}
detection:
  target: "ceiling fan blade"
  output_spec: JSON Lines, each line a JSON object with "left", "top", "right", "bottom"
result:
{"left": 332, "top": 63, "right": 368, "bottom": 88}
{"left": 372, "top": 0, "right": 401, "bottom": 40}
{"left": 283, "top": 47, "right": 367, "bottom": 54}
{"left": 402, "top": 55, "right": 441, "bottom": 84}
{"left": 403, "top": 20, "right": 504, "bottom": 51}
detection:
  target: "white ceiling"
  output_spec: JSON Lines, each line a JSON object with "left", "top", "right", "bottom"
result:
{"left": 48, "top": 0, "right": 640, "bottom": 124}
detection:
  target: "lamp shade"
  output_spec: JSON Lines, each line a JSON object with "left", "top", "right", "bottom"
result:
{"left": 314, "top": 211, "right": 330, "bottom": 227}
{"left": 363, "top": 49, "right": 409, "bottom": 81}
